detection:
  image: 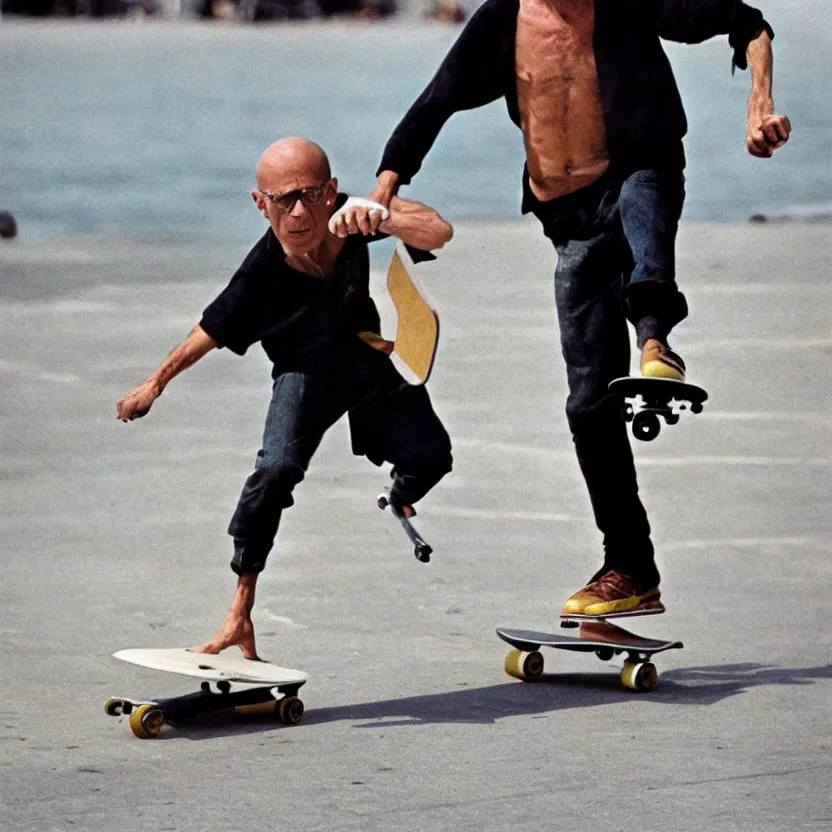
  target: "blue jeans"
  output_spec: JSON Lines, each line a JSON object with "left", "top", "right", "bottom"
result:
{"left": 228, "top": 357, "right": 452, "bottom": 575}
{"left": 532, "top": 168, "right": 687, "bottom": 586}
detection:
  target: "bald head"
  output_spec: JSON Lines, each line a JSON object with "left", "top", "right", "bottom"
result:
{"left": 255, "top": 138, "right": 331, "bottom": 191}
{"left": 251, "top": 137, "right": 338, "bottom": 256}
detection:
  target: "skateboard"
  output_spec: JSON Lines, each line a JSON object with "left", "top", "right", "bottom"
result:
{"left": 377, "top": 486, "right": 433, "bottom": 562}
{"left": 609, "top": 376, "right": 708, "bottom": 441}
{"left": 386, "top": 241, "right": 440, "bottom": 385}
{"left": 105, "top": 648, "right": 308, "bottom": 738}
{"left": 497, "top": 620, "right": 682, "bottom": 692}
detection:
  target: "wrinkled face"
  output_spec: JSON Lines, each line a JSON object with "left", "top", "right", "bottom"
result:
{"left": 252, "top": 165, "right": 337, "bottom": 256}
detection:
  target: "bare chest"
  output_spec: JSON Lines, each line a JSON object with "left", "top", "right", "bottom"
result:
{"left": 516, "top": 0, "right": 596, "bottom": 84}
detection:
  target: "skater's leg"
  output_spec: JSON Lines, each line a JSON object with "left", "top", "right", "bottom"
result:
{"left": 228, "top": 372, "right": 348, "bottom": 575}
{"left": 618, "top": 169, "right": 689, "bottom": 379}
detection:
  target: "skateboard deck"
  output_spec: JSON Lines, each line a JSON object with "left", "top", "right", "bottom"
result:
{"left": 497, "top": 621, "right": 683, "bottom": 691}
{"left": 106, "top": 648, "right": 308, "bottom": 738}
{"left": 609, "top": 376, "right": 708, "bottom": 441}
{"left": 386, "top": 242, "right": 440, "bottom": 385}
{"left": 377, "top": 487, "right": 433, "bottom": 562}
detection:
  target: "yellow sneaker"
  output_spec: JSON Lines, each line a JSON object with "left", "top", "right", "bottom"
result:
{"left": 640, "top": 339, "right": 686, "bottom": 381}
{"left": 561, "top": 569, "right": 664, "bottom": 618}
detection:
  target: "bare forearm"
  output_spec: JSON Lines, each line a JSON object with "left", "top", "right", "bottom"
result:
{"left": 744, "top": 29, "right": 790, "bottom": 158}
{"left": 747, "top": 29, "right": 774, "bottom": 112}
{"left": 146, "top": 325, "right": 217, "bottom": 393}
{"left": 118, "top": 324, "right": 217, "bottom": 421}
{"left": 369, "top": 170, "right": 400, "bottom": 208}
{"left": 380, "top": 196, "right": 454, "bottom": 251}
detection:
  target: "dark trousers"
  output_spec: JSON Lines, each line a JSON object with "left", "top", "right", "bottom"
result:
{"left": 532, "top": 168, "right": 688, "bottom": 587}
{"left": 228, "top": 358, "right": 452, "bottom": 575}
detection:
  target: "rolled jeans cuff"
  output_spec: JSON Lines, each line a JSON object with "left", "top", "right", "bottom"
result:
{"left": 230, "top": 538, "right": 272, "bottom": 575}
{"left": 635, "top": 315, "right": 665, "bottom": 348}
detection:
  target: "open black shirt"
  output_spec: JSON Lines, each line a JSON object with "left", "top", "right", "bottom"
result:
{"left": 376, "top": 0, "right": 773, "bottom": 212}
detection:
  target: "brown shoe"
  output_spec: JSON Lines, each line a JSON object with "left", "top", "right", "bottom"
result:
{"left": 561, "top": 569, "right": 664, "bottom": 618}
{"left": 640, "top": 339, "right": 686, "bottom": 381}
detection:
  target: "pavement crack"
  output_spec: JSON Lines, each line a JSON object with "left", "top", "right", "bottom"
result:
{"left": 646, "top": 763, "right": 830, "bottom": 790}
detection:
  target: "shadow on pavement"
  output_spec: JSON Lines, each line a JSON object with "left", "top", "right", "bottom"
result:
{"left": 153, "top": 661, "right": 832, "bottom": 740}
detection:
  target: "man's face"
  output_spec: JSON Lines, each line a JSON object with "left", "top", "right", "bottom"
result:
{"left": 252, "top": 170, "right": 338, "bottom": 255}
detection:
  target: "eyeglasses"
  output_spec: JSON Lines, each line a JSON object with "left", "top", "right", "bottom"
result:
{"left": 258, "top": 182, "right": 329, "bottom": 213}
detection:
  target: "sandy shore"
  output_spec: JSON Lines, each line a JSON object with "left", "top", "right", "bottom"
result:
{"left": 1, "top": 219, "right": 830, "bottom": 831}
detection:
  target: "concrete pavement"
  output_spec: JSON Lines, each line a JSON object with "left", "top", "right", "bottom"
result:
{"left": 1, "top": 220, "right": 830, "bottom": 831}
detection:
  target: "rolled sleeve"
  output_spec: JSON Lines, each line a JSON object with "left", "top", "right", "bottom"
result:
{"left": 198, "top": 310, "right": 250, "bottom": 356}
{"left": 657, "top": 0, "right": 773, "bottom": 65}
{"left": 728, "top": 5, "right": 773, "bottom": 70}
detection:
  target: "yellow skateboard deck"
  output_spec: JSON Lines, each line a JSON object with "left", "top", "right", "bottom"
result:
{"left": 386, "top": 242, "right": 439, "bottom": 385}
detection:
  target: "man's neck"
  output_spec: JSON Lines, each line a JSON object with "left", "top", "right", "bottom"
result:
{"left": 284, "top": 233, "right": 345, "bottom": 279}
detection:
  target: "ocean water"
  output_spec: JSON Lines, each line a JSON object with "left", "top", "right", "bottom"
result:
{"left": 1, "top": 3, "right": 830, "bottom": 241}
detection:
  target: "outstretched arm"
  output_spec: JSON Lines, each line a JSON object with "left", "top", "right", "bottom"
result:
{"left": 371, "top": 0, "right": 512, "bottom": 203}
{"left": 328, "top": 194, "right": 454, "bottom": 251}
{"left": 381, "top": 196, "right": 454, "bottom": 251}
{"left": 116, "top": 324, "right": 217, "bottom": 422}
{"left": 745, "top": 29, "right": 791, "bottom": 158}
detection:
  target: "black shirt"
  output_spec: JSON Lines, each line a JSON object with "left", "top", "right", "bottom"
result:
{"left": 200, "top": 198, "right": 385, "bottom": 377}
{"left": 376, "top": 0, "right": 773, "bottom": 212}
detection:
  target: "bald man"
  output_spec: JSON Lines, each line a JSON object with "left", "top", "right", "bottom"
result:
{"left": 117, "top": 138, "right": 454, "bottom": 658}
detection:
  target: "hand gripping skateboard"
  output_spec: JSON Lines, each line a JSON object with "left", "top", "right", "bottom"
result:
{"left": 105, "top": 648, "right": 308, "bottom": 738}
{"left": 497, "top": 621, "right": 682, "bottom": 692}
{"left": 609, "top": 376, "right": 708, "bottom": 441}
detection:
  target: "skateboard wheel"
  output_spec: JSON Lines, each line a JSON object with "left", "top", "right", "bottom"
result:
{"left": 129, "top": 704, "right": 165, "bottom": 738}
{"left": 377, "top": 494, "right": 389, "bottom": 510}
{"left": 277, "top": 696, "right": 305, "bottom": 725}
{"left": 663, "top": 412, "right": 680, "bottom": 426}
{"left": 104, "top": 698, "right": 124, "bottom": 717}
{"left": 595, "top": 648, "right": 615, "bottom": 662}
{"left": 632, "top": 411, "right": 661, "bottom": 442}
{"left": 504, "top": 649, "right": 544, "bottom": 681}
{"left": 414, "top": 543, "right": 432, "bottom": 563}
{"left": 622, "top": 403, "right": 635, "bottom": 422}
{"left": 620, "top": 661, "right": 658, "bottom": 692}
{"left": 690, "top": 402, "right": 703, "bottom": 414}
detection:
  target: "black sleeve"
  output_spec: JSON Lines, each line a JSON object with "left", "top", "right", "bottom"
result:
{"left": 376, "top": 0, "right": 514, "bottom": 186}
{"left": 654, "top": 0, "right": 773, "bottom": 69}
{"left": 199, "top": 237, "right": 269, "bottom": 356}
{"left": 363, "top": 229, "right": 437, "bottom": 263}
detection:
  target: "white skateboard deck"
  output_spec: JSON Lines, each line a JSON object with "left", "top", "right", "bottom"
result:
{"left": 113, "top": 648, "right": 308, "bottom": 686}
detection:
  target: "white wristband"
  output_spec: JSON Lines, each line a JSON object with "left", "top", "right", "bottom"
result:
{"left": 332, "top": 196, "right": 390, "bottom": 222}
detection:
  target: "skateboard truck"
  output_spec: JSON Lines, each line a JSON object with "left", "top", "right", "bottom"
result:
{"left": 609, "top": 376, "right": 708, "bottom": 442}
{"left": 104, "top": 682, "right": 306, "bottom": 738}
{"left": 377, "top": 488, "right": 433, "bottom": 563}
{"left": 105, "top": 648, "right": 308, "bottom": 739}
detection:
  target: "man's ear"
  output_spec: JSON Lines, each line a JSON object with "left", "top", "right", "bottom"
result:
{"left": 251, "top": 189, "right": 268, "bottom": 219}
{"left": 325, "top": 178, "right": 338, "bottom": 206}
